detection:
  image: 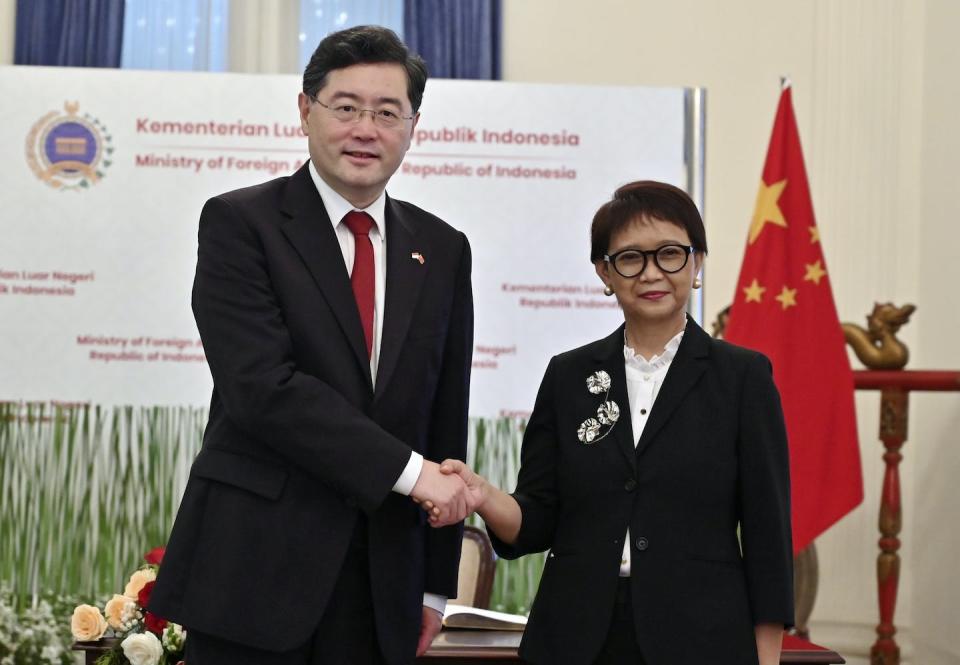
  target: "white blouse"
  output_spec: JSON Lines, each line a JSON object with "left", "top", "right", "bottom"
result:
{"left": 619, "top": 329, "right": 685, "bottom": 577}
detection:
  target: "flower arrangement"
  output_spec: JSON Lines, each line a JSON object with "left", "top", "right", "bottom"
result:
{"left": 70, "top": 547, "right": 185, "bottom": 665}
{"left": 0, "top": 585, "right": 77, "bottom": 664}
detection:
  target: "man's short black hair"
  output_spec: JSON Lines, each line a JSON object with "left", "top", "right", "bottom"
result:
{"left": 302, "top": 25, "right": 428, "bottom": 112}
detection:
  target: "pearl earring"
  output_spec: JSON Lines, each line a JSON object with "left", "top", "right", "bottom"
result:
{"left": 692, "top": 277, "right": 702, "bottom": 289}
{"left": 603, "top": 285, "right": 615, "bottom": 296}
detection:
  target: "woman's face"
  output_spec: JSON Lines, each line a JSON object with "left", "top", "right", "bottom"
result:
{"left": 595, "top": 216, "right": 703, "bottom": 328}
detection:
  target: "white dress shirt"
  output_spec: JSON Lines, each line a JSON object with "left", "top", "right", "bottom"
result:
{"left": 619, "top": 329, "right": 684, "bottom": 576}
{"left": 308, "top": 165, "right": 443, "bottom": 614}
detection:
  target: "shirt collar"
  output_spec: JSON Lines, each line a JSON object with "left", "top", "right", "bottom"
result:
{"left": 624, "top": 329, "right": 685, "bottom": 373}
{"left": 308, "top": 161, "right": 387, "bottom": 235}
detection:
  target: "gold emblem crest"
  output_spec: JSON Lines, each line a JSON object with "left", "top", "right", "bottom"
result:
{"left": 26, "top": 101, "right": 114, "bottom": 190}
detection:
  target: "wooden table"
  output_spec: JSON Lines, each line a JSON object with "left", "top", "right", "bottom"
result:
{"left": 421, "top": 631, "right": 844, "bottom": 664}
{"left": 75, "top": 631, "right": 844, "bottom": 664}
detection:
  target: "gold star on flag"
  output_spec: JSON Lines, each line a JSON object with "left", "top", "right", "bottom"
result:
{"left": 808, "top": 226, "right": 820, "bottom": 244}
{"left": 748, "top": 178, "right": 788, "bottom": 244}
{"left": 775, "top": 286, "right": 798, "bottom": 310}
{"left": 743, "top": 278, "right": 766, "bottom": 303}
{"left": 804, "top": 260, "right": 827, "bottom": 285}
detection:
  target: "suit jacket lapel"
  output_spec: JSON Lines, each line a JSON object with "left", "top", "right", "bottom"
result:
{"left": 635, "top": 317, "right": 710, "bottom": 456}
{"left": 592, "top": 325, "right": 637, "bottom": 474}
{"left": 374, "top": 196, "right": 429, "bottom": 401}
{"left": 278, "top": 165, "right": 372, "bottom": 390}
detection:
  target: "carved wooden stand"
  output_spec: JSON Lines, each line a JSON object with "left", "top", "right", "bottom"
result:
{"left": 853, "top": 371, "right": 960, "bottom": 665}
{"left": 713, "top": 303, "right": 960, "bottom": 661}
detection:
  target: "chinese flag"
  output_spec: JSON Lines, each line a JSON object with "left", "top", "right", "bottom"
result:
{"left": 724, "top": 84, "right": 863, "bottom": 553}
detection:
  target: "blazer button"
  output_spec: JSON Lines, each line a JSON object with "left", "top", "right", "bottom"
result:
{"left": 635, "top": 537, "right": 649, "bottom": 551}
{"left": 624, "top": 479, "right": 637, "bottom": 492}
{"left": 345, "top": 497, "right": 358, "bottom": 509}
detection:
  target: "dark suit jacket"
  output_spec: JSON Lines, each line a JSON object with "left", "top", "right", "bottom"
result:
{"left": 490, "top": 319, "right": 793, "bottom": 665}
{"left": 150, "top": 163, "right": 473, "bottom": 664}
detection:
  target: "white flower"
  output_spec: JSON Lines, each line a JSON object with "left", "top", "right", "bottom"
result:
{"left": 577, "top": 418, "right": 601, "bottom": 443}
{"left": 586, "top": 370, "right": 611, "bottom": 394}
{"left": 120, "top": 598, "right": 141, "bottom": 630}
{"left": 121, "top": 631, "right": 164, "bottom": 665}
{"left": 597, "top": 400, "right": 620, "bottom": 425}
{"left": 41, "top": 644, "right": 63, "bottom": 663}
{"left": 162, "top": 622, "right": 186, "bottom": 652}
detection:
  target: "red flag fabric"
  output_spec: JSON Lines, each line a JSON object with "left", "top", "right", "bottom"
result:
{"left": 724, "top": 85, "right": 863, "bottom": 553}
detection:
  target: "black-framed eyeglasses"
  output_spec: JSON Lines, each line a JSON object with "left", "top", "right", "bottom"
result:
{"left": 604, "top": 244, "right": 695, "bottom": 278}
{"left": 311, "top": 96, "right": 415, "bottom": 129}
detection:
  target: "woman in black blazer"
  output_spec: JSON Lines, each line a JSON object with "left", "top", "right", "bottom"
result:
{"left": 431, "top": 181, "right": 794, "bottom": 665}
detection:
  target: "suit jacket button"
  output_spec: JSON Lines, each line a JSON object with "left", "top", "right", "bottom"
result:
{"left": 624, "top": 479, "right": 637, "bottom": 492}
{"left": 345, "top": 497, "right": 358, "bottom": 508}
{"left": 635, "top": 537, "right": 649, "bottom": 551}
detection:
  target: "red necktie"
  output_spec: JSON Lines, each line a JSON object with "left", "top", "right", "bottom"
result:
{"left": 343, "top": 211, "right": 375, "bottom": 358}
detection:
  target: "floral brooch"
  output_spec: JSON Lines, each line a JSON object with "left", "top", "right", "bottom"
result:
{"left": 577, "top": 370, "right": 620, "bottom": 444}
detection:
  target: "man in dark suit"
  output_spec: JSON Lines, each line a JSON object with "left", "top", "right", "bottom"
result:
{"left": 150, "top": 26, "right": 474, "bottom": 665}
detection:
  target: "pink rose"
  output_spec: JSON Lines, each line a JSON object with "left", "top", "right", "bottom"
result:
{"left": 104, "top": 594, "right": 132, "bottom": 630}
{"left": 123, "top": 568, "right": 156, "bottom": 599}
{"left": 71, "top": 604, "right": 108, "bottom": 641}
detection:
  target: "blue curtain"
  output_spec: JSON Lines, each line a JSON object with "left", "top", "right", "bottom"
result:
{"left": 15, "top": 0, "right": 125, "bottom": 67}
{"left": 120, "top": 0, "right": 229, "bottom": 71}
{"left": 404, "top": 0, "right": 500, "bottom": 80}
{"left": 299, "top": 0, "right": 405, "bottom": 72}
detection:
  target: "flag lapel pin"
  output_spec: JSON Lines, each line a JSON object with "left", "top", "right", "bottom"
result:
{"left": 411, "top": 252, "right": 425, "bottom": 265}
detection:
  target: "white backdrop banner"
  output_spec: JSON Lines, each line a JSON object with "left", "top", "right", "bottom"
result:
{"left": 0, "top": 66, "right": 690, "bottom": 417}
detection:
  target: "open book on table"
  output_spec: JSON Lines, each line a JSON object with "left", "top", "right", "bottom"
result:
{"left": 442, "top": 604, "right": 528, "bottom": 631}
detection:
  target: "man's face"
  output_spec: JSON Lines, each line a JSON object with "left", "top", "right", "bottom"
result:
{"left": 298, "top": 63, "right": 419, "bottom": 208}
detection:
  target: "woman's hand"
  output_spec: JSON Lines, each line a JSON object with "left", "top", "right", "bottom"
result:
{"left": 439, "top": 459, "right": 489, "bottom": 513}
{"left": 417, "top": 459, "right": 488, "bottom": 527}
{"left": 417, "top": 460, "right": 522, "bottom": 545}
{"left": 754, "top": 623, "right": 783, "bottom": 665}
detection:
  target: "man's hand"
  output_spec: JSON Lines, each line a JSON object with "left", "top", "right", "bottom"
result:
{"left": 419, "top": 459, "right": 489, "bottom": 528}
{"left": 439, "top": 459, "right": 488, "bottom": 512}
{"left": 416, "top": 605, "right": 443, "bottom": 657}
{"left": 411, "top": 460, "right": 470, "bottom": 525}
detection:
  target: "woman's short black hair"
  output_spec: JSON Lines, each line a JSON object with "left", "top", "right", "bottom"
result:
{"left": 590, "top": 180, "right": 708, "bottom": 262}
{"left": 302, "top": 25, "right": 428, "bottom": 112}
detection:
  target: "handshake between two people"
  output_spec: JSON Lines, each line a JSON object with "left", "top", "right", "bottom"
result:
{"left": 410, "top": 459, "right": 488, "bottom": 528}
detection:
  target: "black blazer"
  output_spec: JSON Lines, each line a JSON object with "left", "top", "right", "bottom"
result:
{"left": 490, "top": 319, "right": 793, "bottom": 665}
{"left": 150, "top": 164, "right": 473, "bottom": 664}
